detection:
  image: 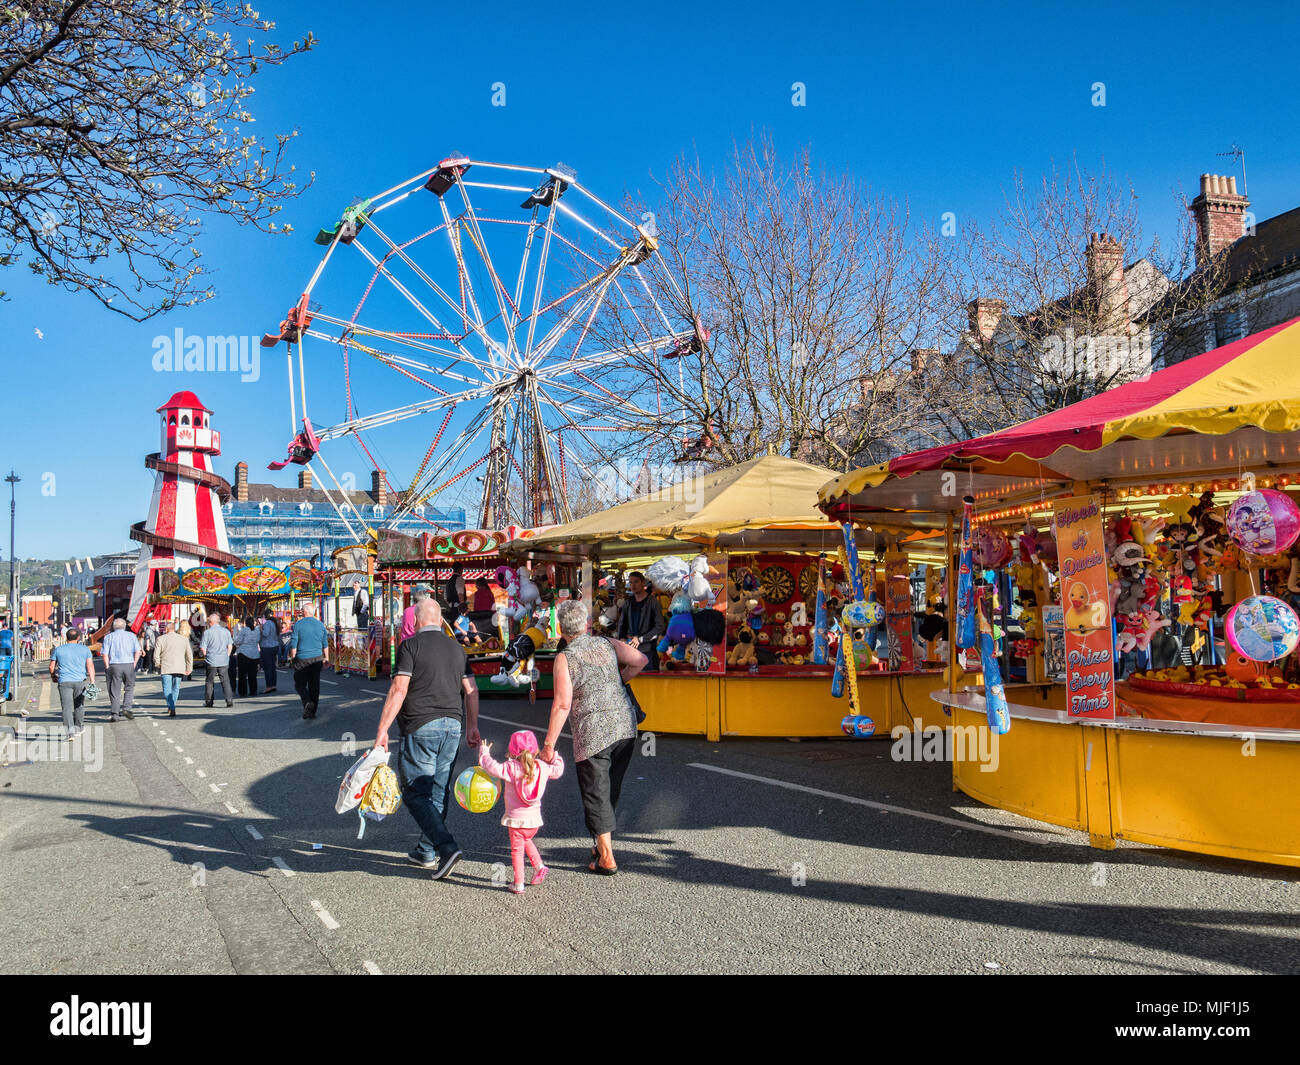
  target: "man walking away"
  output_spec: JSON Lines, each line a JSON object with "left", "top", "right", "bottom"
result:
{"left": 201, "top": 613, "right": 235, "bottom": 708}
{"left": 50, "top": 628, "right": 95, "bottom": 739}
{"left": 257, "top": 609, "right": 280, "bottom": 692}
{"left": 155, "top": 620, "right": 192, "bottom": 717}
{"left": 141, "top": 620, "right": 158, "bottom": 674}
{"left": 101, "top": 617, "right": 140, "bottom": 722}
{"left": 373, "top": 598, "right": 480, "bottom": 880}
{"left": 289, "top": 601, "right": 329, "bottom": 719}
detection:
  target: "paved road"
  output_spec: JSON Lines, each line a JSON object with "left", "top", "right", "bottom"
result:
{"left": 2, "top": 669, "right": 1298, "bottom": 974}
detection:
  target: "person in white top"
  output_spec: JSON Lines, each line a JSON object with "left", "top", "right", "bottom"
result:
{"left": 233, "top": 615, "right": 262, "bottom": 697}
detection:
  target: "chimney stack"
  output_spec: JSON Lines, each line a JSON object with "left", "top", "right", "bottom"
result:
{"left": 297, "top": 468, "right": 313, "bottom": 490}
{"left": 234, "top": 461, "right": 249, "bottom": 503}
{"left": 1085, "top": 231, "right": 1130, "bottom": 334}
{"left": 966, "top": 298, "right": 1005, "bottom": 346}
{"left": 371, "top": 469, "right": 387, "bottom": 507}
{"left": 909, "top": 348, "right": 941, "bottom": 373}
{"left": 1189, "top": 173, "right": 1249, "bottom": 268}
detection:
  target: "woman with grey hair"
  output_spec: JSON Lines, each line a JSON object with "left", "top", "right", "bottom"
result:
{"left": 541, "top": 598, "right": 647, "bottom": 875}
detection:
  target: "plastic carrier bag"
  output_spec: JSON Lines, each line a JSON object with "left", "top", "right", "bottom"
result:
{"left": 337, "top": 747, "right": 402, "bottom": 839}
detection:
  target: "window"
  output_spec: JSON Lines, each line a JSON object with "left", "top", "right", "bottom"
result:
{"left": 258, "top": 501, "right": 273, "bottom": 516}
{"left": 413, "top": 504, "right": 425, "bottom": 517}
{"left": 181, "top": 414, "right": 190, "bottom": 426}
{"left": 222, "top": 502, "right": 233, "bottom": 515}
{"left": 299, "top": 502, "right": 313, "bottom": 515}
{"left": 372, "top": 504, "right": 386, "bottom": 519}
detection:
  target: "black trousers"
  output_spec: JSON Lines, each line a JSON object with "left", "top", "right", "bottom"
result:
{"left": 205, "top": 664, "right": 233, "bottom": 706}
{"left": 235, "top": 656, "right": 257, "bottom": 696}
{"left": 575, "top": 736, "right": 636, "bottom": 837}
{"left": 294, "top": 659, "right": 323, "bottom": 709}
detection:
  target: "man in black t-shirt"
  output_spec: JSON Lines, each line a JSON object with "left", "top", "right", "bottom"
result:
{"left": 374, "top": 598, "right": 481, "bottom": 879}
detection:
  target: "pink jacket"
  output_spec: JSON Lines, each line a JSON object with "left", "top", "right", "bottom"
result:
{"left": 478, "top": 748, "right": 564, "bottom": 828}
{"left": 401, "top": 606, "right": 417, "bottom": 641}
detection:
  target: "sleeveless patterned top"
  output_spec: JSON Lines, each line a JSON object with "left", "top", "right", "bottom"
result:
{"left": 562, "top": 634, "right": 637, "bottom": 762}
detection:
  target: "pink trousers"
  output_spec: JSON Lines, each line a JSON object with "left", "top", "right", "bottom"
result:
{"left": 508, "top": 826, "right": 544, "bottom": 883}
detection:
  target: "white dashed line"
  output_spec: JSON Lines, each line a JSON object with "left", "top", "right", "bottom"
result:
{"left": 310, "top": 900, "right": 340, "bottom": 930}
{"left": 223, "top": 801, "right": 239, "bottom": 814}
{"left": 150, "top": 720, "right": 158, "bottom": 727}
{"left": 174, "top": 747, "right": 183, "bottom": 753}
{"left": 184, "top": 757, "right": 194, "bottom": 765}
{"left": 246, "top": 825, "right": 263, "bottom": 841}
{"left": 687, "top": 763, "right": 1054, "bottom": 845}
{"left": 271, "top": 857, "right": 295, "bottom": 877}
{"left": 362, "top": 961, "right": 382, "bottom": 975}
{"left": 196, "top": 769, "right": 207, "bottom": 778}
{"left": 208, "top": 783, "right": 221, "bottom": 793}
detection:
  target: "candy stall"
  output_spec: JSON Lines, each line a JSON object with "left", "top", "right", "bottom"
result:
{"left": 818, "top": 318, "right": 1300, "bottom": 867}
{"left": 505, "top": 454, "right": 949, "bottom": 739}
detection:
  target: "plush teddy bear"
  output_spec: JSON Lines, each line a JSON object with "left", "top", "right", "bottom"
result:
{"left": 727, "top": 628, "right": 757, "bottom": 667}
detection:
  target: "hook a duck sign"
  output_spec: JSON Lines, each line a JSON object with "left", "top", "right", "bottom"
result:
{"left": 1051, "top": 494, "right": 1116, "bottom": 720}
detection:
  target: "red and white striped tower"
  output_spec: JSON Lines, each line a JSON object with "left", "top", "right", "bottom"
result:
{"left": 125, "top": 391, "right": 242, "bottom": 631}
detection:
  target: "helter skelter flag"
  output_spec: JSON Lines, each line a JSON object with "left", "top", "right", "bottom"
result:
{"left": 1051, "top": 494, "right": 1116, "bottom": 720}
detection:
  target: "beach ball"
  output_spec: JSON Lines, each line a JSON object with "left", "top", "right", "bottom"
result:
{"left": 1224, "top": 595, "right": 1300, "bottom": 663}
{"left": 454, "top": 767, "right": 500, "bottom": 813}
{"left": 842, "top": 599, "right": 883, "bottom": 629}
{"left": 1226, "top": 489, "right": 1300, "bottom": 556}
{"left": 841, "top": 715, "right": 875, "bottom": 738}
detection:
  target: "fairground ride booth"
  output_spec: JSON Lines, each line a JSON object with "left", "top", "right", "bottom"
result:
{"left": 371, "top": 525, "right": 557, "bottom": 693}
{"left": 505, "top": 454, "right": 949, "bottom": 740}
{"left": 819, "top": 317, "right": 1300, "bottom": 869}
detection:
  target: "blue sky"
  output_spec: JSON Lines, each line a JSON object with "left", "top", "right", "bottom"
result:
{"left": 5, "top": 0, "right": 1300, "bottom": 560}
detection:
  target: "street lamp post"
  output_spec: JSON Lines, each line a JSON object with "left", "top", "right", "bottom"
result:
{"left": 6, "top": 471, "right": 21, "bottom": 684}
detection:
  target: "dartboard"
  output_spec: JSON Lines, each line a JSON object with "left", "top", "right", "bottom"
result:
{"left": 760, "top": 565, "right": 794, "bottom": 604}
{"left": 798, "top": 564, "right": 819, "bottom": 602}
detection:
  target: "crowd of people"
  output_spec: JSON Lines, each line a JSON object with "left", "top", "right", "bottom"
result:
{"left": 36, "top": 577, "right": 655, "bottom": 892}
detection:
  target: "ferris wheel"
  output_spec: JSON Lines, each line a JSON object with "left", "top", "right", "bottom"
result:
{"left": 262, "top": 156, "right": 705, "bottom": 534}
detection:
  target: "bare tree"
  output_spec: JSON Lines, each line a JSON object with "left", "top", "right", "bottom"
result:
{"left": 1, "top": 0, "right": 315, "bottom": 319}
{"left": 590, "top": 134, "right": 962, "bottom": 478}
{"left": 933, "top": 161, "right": 1262, "bottom": 439}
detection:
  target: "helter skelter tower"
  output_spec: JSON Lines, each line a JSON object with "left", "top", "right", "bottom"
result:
{"left": 125, "top": 391, "right": 242, "bottom": 631}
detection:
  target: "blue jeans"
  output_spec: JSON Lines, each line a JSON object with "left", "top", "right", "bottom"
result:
{"left": 397, "top": 718, "right": 462, "bottom": 862}
{"left": 161, "top": 673, "right": 182, "bottom": 712}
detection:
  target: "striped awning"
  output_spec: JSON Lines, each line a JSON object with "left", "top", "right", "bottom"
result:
{"left": 819, "top": 317, "right": 1300, "bottom": 526}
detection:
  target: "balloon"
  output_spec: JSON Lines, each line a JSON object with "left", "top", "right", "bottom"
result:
{"left": 842, "top": 599, "right": 883, "bottom": 629}
{"left": 1226, "top": 489, "right": 1300, "bottom": 556}
{"left": 454, "top": 767, "right": 500, "bottom": 813}
{"left": 1224, "top": 595, "right": 1300, "bottom": 662}
{"left": 973, "top": 526, "right": 1012, "bottom": 569}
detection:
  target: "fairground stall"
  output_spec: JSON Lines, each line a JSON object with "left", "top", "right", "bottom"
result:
{"left": 819, "top": 318, "right": 1300, "bottom": 868}
{"left": 505, "top": 454, "right": 948, "bottom": 740}
{"left": 373, "top": 526, "right": 558, "bottom": 693}
{"left": 329, "top": 543, "right": 379, "bottom": 677}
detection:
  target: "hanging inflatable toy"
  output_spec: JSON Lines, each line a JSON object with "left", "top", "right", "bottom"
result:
{"left": 840, "top": 715, "right": 876, "bottom": 738}
{"left": 1226, "top": 489, "right": 1300, "bottom": 557}
{"left": 1224, "top": 595, "right": 1300, "bottom": 662}
{"left": 973, "top": 524, "right": 1012, "bottom": 569}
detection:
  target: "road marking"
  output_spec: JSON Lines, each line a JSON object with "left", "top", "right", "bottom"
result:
{"left": 310, "top": 900, "right": 340, "bottom": 930}
{"left": 196, "top": 769, "right": 207, "bottom": 778}
{"left": 208, "top": 783, "right": 221, "bottom": 793}
{"left": 687, "top": 763, "right": 1055, "bottom": 845}
{"left": 223, "top": 801, "right": 239, "bottom": 814}
{"left": 39, "top": 682, "right": 51, "bottom": 712}
{"left": 362, "top": 960, "right": 382, "bottom": 975}
{"left": 150, "top": 720, "right": 158, "bottom": 727}
{"left": 246, "top": 825, "right": 263, "bottom": 840}
{"left": 184, "top": 757, "right": 194, "bottom": 765}
{"left": 159, "top": 730, "right": 167, "bottom": 735}
{"left": 271, "top": 857, "right": 295, "bottom": 877}
{"left": 174, "top": 747, "right": 183, "bottom": 753}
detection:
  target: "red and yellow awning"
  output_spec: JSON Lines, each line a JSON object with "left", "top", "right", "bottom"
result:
{"left": 820, "top": 317, "right": 1300, "bottom": 524}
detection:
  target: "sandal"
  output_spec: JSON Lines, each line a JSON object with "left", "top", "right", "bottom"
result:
{"left": 587, "top": 855, "right": 618, "bottom": 876}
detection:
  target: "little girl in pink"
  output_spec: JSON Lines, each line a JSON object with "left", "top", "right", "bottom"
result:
{"left": 478, "top": 730, "right": 564, "bottom": 894}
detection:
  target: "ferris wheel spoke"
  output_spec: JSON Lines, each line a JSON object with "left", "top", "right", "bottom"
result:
{"left": 433, "top": 196, "right": 505, "bottom": 371}
{"left": 536, "top": 385, "right": 642, "bottom": 489}
{"left": 451, "top": 174, "right": 523, "bottom": 361}
{"left": 521, "top": 198, "right": 562, "bottom": 364}
{"left": 349, "top": 233, "right": 505, "bottom": 372}
{"left": 359, "top": 221, "right": 510, "bottom": 371}
{"left": 540, "top": 377, "right": 657, "bottom": 422}
{"left": 302, "top": 328, "right": 489, "bottom": 391}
